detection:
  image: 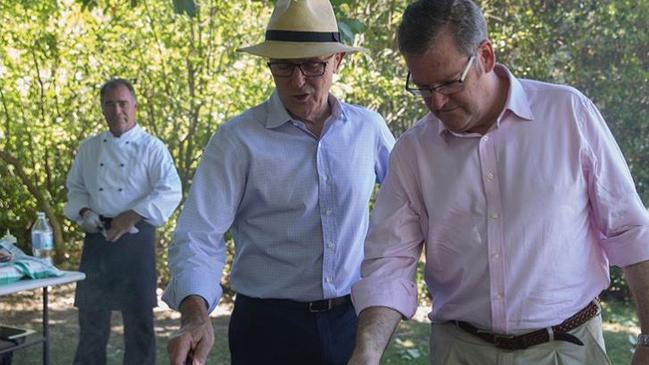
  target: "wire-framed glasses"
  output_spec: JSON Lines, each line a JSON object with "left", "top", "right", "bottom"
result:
{"left": 405, "top": 55, "right": 476, "bottom": 97}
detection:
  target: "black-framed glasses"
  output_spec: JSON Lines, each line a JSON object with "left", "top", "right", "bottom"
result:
{"left": 267, "top": 56, "right": 334, "bottom": 78}
{"left": 405, "top": 54, "right": 476, "bottom": 97}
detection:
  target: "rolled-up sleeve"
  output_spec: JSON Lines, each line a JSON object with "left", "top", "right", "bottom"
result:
{"left": 162, "top": 126, "right": 246, "bottom": 313}
{"left": 352, "top": 146, "right": 425, "bottom": 319}
{"left": 580, "top": 98, "right": 649, "bottom": 267}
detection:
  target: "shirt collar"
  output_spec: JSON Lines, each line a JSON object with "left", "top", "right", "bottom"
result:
{"left": 105, "top": 123, "right": 142, "bottom": 143}
{"left": 435, "top": 64, "right": 534, "bottom": 137}
{"left": 264, "top": 90, "right": 346, "bottom": 129}
{"left": 494, "top": 64, "right": 534, "bottom": 123}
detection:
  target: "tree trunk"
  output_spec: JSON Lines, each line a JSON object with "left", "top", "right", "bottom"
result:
{"left": 0, "top": 150, "right": 64, "bottom": 263}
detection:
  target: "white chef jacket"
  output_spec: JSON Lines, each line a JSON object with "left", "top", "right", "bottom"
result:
{"left": 64, "top": 124, "right": 181, "bottom": 227}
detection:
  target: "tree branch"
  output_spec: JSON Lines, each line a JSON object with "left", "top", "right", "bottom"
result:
{"left": 0, "top": 149, "right": 64, "bottom": 262}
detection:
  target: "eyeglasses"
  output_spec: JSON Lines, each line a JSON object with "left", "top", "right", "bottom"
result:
{"left": 267, "top": 56, "right": 334, "bottom": 78}
{"left": 405, "top": 55, "right": 476, "bottom": 97}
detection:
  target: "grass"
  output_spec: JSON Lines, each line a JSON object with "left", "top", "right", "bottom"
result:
{"left": 0, "top": 284, "right": 640, "bottom": 364}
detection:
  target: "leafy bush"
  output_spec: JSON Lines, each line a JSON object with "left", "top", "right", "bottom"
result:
{"left": 1, "top": 0, "right": 646, "bottom": 302}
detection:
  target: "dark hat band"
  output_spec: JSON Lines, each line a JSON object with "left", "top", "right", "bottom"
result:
{"left": 265, "top": 30, "right": 341, "bottom": 43}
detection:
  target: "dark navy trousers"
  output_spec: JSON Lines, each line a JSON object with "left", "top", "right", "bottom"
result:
{"left": 73, "top": 221, "right": 156, "bottom": 365}
{"left": 229, "top": 293, "right": 358, "bottom": 365}
{"left": 73, "top": 306, "right": 155, "bottom": 365}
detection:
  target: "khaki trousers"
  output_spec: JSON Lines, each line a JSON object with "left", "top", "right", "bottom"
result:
{"left": 429, "top": 314, "right": 611, "bottom": 365}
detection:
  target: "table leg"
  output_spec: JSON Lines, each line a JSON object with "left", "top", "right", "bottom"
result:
{"left": 43, "top": 286, "right": 49, "bottom": 365}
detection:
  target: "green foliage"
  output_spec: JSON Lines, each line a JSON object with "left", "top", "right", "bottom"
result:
{"left": 483, "top": 0, "right": 649, "bottom": 200}
{"left": 1, "top": 0, "right": 647, "bottom": 301}
{"left": 603, "top": 266, "right": 632, "bottom": 302}
{"left": 0, "top": 0, "right": 271, "bottom": 284}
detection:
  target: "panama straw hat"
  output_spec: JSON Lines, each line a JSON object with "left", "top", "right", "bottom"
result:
{"left": 237, "top": 0, "right": 365, "bottom": 59}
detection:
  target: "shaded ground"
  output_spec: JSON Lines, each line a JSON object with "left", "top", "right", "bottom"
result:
{"left": 0, "top": 283, "right": 231, "bottom": 364}
{"left": 0, "top": 283, "right": 639, "bottom": 364}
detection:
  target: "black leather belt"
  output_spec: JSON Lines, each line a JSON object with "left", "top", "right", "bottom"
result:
{"left": 454, "top": 300, "right": 600, "bottom": 350}
{"left": 237, "top": 294, "right": 351, "bottom": 313}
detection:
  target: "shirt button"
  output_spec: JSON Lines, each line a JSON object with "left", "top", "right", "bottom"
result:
{"left": 495, "top": 293, "right": 504, "bottom": 300}
{"left": 120, "top": 163, "right": 124, "bottom": 167}
{"left": 487, "top": 172, "right": 494, "bottom": 180}
{"left": 489, "top": 213, "right": 499, "bottom": 219}
{"left": 118, "top": 188, "right": 123, "bottom": 192}
{"left": 491, "top": 252, "right": 500, "bottom": 259}
{"left": 326, "top": 209, "right": 332, "bottom": 215}
{"left": 482, "top": 136, "right": 489, "bottom": 142}
{"left": 327, "top": 241, "right": 335, "bottom": 249}
{"left": 99, "top": 187, "right": 104, "bottom": 191}
{"left": 103, "top": 139, "right": 107, "bottom": 143}
{"left": 325, "top": 277, "right": 333, "bottom": 283}
{"left": 100, "top": 163, "right": 104, "bottom": 167}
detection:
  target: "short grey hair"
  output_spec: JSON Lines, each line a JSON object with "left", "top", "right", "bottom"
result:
{"left": 100, "top": 78, "right": 137, "bottom": 103}
{"left": 398, "top": 0, "right": 487, "bottom": 56}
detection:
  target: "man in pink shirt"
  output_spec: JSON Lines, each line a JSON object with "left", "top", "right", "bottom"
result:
{"left": 348, "top": 1, "right": 649, "bottom": 364}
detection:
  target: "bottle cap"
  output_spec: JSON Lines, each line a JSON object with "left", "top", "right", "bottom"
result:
{"left": 2, "top": 230, "right": 17, "bottom": 245}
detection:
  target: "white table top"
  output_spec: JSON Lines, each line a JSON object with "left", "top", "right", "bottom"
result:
{"left": 0, "top": 271, "right": 85, "bottom": 296}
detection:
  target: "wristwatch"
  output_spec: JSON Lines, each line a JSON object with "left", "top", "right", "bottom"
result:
{"left": 637, "top": 334, "right": 649, "bottom": 347}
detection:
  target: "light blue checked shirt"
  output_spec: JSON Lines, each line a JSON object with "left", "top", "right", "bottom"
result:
{"left": 163, "top": 91, "right": 395, "bottom": 312}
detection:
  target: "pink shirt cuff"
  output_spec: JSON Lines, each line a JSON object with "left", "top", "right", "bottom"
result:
{"left": 351, "top": 276, "right": 418, "bottom": 319}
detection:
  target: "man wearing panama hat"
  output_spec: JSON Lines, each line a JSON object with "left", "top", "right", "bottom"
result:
{"left": 163, "top": 1, "right": 395, "bottom": 364}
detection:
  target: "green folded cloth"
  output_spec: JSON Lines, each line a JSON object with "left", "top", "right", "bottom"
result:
{"left": 0, "top": 265, "right": 23, "bottom": 285}
{"left": 0, "top": 237, "right": 62, "bottom": 285}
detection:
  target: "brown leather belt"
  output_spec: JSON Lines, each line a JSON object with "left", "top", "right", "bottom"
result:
{"left": 454, "top": 300, "right": 600, "bottom": 350}
{"left": 237, "top": 293, "right": 351, "bottom": 313}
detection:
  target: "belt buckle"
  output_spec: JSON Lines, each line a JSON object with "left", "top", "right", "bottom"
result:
{"left": 308, "top": 299, "right": 332, "bottom": 312}
{"left": 480, "top": 331, "right": 517, "bottom": 349}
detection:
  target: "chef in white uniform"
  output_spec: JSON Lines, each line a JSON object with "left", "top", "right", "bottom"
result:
{"left": 64, "top": 78, "right": 181, "bottom": 365}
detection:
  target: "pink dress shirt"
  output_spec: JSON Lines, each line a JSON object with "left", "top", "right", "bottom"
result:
{"left": 352, "top": 65, "right": 649, "bottom": 334}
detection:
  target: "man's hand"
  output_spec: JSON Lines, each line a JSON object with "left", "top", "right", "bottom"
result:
{"left": 105, "top": 210, "right": 142, "bottom": 242}
{"left": 168, "top": 295, "right": 214, "bottom": 365}
{"left": 80, "top": 209, "right": 102, "bottom": 233}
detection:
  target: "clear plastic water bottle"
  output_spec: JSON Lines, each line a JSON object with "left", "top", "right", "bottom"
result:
{"left": 31, "top": 211, "right": 54, "bottom": 264}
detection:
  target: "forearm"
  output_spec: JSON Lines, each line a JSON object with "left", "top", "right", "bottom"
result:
{"left": 116, "top": 209, "right": 142, "bottom": 226}
{"left": 349, "top": 306, "right": 402, "bottom": 364}
{"left": 103, "top": 210, "right": 143, "bottom": 241}
{"left": 624, "top": 259, "right": 649, "bottom": 333}
{"left": 179, "top": 295, "right": 210, "bottom": 326}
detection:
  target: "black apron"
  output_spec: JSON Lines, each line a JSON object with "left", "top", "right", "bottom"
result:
{"left": 75, "top": 220, "right": 156, "bottom": 310}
